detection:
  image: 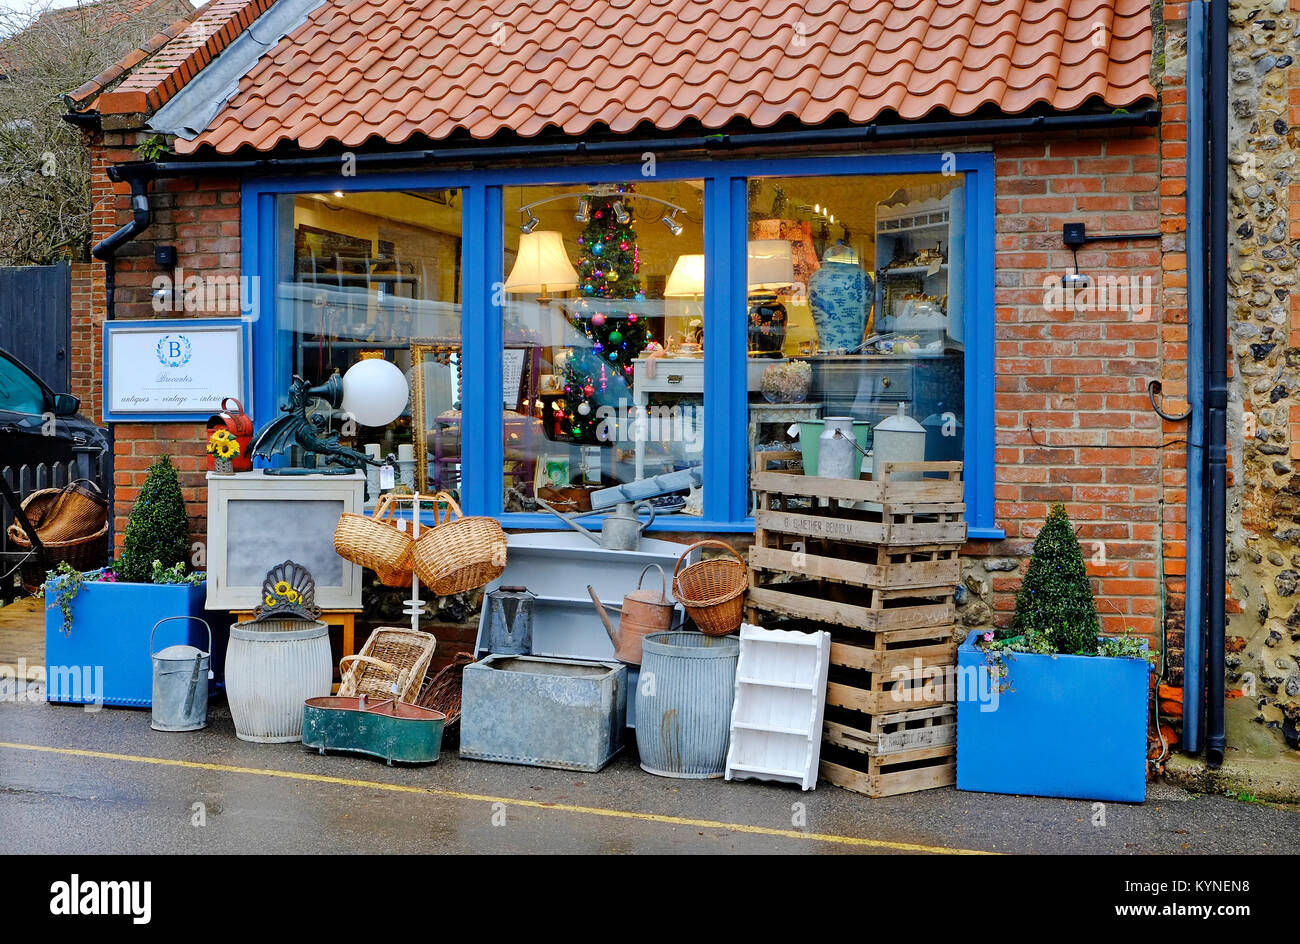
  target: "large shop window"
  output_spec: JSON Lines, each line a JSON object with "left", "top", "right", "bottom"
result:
{"left": 743, "top": 174, "right": 966, "bottom": 510}
{"left": 500, "top": 181, "right": 706, "bottom": 512}
{"left": 253, "top": 156, "right": 995, "bottom": 534}
{"left": 273, "top": 189, "right": 463, "bottom": 482}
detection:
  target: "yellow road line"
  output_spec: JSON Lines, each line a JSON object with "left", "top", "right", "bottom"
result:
{"left": 0, "top": 740, "right": 995, "bottom": 855}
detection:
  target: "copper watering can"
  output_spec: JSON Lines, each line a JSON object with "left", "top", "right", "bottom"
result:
{"left": 587, "top": 564, "right": 676, "bottom": 664}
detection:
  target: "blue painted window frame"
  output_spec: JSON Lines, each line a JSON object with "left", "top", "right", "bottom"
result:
{"left": 240, "top": 151, "right": 1001, "bottom": 538}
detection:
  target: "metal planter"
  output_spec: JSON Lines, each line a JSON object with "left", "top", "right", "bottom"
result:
{"left": 459, "top": 655, "right": 627, "bottom": 772}
{"left": 302, "top": 696, "right": 445, "bottom": 765}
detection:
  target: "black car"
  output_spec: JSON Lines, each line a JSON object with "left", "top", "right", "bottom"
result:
{"left": 0, "top": 348, "right": 109, "bottom": 470}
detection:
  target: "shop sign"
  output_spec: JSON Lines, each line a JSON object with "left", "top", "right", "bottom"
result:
{"left": 103, "top": 318, "right": 249, "bottom": 421}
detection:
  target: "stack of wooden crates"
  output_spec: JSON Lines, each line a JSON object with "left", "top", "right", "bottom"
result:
{"left": 746, "top": 456, "right": 966, "bottom": 798}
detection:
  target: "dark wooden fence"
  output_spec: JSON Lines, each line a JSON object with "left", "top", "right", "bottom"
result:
{"left": 0, "top": 262, "right": 72, "bottom": 392}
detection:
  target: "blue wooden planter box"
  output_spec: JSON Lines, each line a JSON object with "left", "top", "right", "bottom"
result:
{"left": 45, "top": 577, "right": 223, "bottom": 708}
{"left": 956, "top": 630, "right": 1151, "bottom": 803}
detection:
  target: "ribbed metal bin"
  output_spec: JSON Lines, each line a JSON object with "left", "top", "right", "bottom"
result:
{"left": 635, "top": 631, "right": 739, "bottom": 779}
{"left": 225, "top": 619, "right": 332, "bottom": 743}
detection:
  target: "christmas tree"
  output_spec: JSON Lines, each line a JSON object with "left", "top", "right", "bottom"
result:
{"left": 553, "top": 191, "right": 654, "bottom": 443}
{"left": 555, "top": 309, "right": 652, "bottom": 442}
{"left": 1011, "top": 502, "right": 1101, "bottom": 655}
{"left": 576, "top": 191, "right": 641, "bottom": 299}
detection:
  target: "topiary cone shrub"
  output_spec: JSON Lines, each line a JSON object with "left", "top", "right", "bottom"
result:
{"left": 115, "top": 455, "right": 190, "bottom": 584}
{"left": 1011, "top": 502, "right": 1100, "bottom": 655}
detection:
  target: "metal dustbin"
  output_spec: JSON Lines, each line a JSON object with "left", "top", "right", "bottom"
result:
{"left": 460, "top": 655, "right": 626, "bottom": 771}
{"left": 150, "top": 617, "right": 213, "bottom": 732}
{"left": 635, "top": 631, "right": 739, "bottom": 778}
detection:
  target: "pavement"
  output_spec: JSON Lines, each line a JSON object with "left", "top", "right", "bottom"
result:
{"left": 2, "top": 686, "right": 1298, "bottom": 855}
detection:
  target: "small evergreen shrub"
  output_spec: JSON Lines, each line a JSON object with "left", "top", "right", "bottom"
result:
{"left": 1011, "top": 502, "right": 1100, "bottom": 656}
{"left": 114, "top": 456, "right": 190, "bottom": 584}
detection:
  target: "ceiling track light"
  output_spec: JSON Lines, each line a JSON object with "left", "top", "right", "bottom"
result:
{"left": 612, "top": 200, "right": 630, "bottom": 224}
{"left": 520, "top": 213, "right": 540, "bottom": 234}
{"left": 575, "top": 197, "right": 591, "bottom": 223}
{"left": 661, "top": 211, "right": 683, "bottom": 236}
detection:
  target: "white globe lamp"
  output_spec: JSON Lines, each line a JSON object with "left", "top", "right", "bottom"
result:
{"left": 341, "top": 358, "right": 409, "bottom": 427}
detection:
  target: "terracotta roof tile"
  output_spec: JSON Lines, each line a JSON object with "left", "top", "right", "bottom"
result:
{"left": 151, "top": 0, "right": 1155, "bottom": 154}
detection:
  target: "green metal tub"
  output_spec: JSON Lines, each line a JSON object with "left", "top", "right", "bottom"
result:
{"left": 302, "top": 696, "right": 445, "bottom": 765}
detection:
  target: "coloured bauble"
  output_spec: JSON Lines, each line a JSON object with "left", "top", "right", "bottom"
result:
{"left": 609, "top": 330, "right": 622, "bottom": 344}
{"left": 592, "top": 243, "right": 604, "bottom": 255}
{"left": 592, "top": 312, "right": 606, "bottom": 326}
{"left": 607, "top": 271, "right": 619, "bottom": 282}
{"left": 624, "top": 364, "right": 634, "bottom": 374}
{"left": 572, "top": 426, "right": 582, "bottom": 436}
{"left": 577, "top": 401, "right": 591, "bottom": 416}
{"left": 582, "top": 284, "right": 594, "bottom": 294}
{"left": 608, "top": 351, "right": 619, "bottom": 361}
{"left": 619, "top": 241, "right": 629, "bottom": 250}
{"left": 583, "top": 384, "right": 595, "bottom": 397}
{"left": 593, "top": 342, "right": 604, "bottom": 352}
{"left": 595, "top": 210, "right": 603, "bottom": 219}
{"left": 628, "top": 313, "right": 638, "bottom": 322}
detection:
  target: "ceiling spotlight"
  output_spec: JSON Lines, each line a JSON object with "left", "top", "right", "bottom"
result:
{"left": 520, "top": 214, "right": 540, "bottom": 234}
{"left": 612, "top": 200, "right": 630, "bottom": 224}
{"left": 575, "top": 197, "right": 591, "bottom": 223}
{"left": 661, "top": 211, "right": 683, "bottom": 236}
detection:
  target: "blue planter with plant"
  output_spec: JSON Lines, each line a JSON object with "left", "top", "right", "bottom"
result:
{"left": 42, "top": 457, "right": 222, "bottom": 708}
{"left": 956, "top": 503, "right": 1154, "bottom": 803}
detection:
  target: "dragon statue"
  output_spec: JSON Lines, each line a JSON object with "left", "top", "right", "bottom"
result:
{"left": 252, "top": 374, "right": 377, "bottom": 473}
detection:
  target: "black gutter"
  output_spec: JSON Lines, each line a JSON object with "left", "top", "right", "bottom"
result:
{"left": 1205, "top": 0, "right": 1228, "bottom": 768}
{"left": 102, "top": 106, "right": 1160, "bottom": 183}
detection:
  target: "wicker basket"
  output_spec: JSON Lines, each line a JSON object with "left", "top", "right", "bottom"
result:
{"left": 672, "top": 540, "right": 747, "bottom": 636}
{"left": 338, "top": 627, "right": 438, "bottom": 703}
{"left": 411, "top": 492, "right": 507, "bottom": 595}
{"left": 416, "top": 651, "right": 474, "bottom": 730}
{"left": 7, "top": 479, "right": 107, "bottom": 547}
{"left": 17, "top": 524, "right": 110, "bottom": 593}
{"left": 333, "top": 494, "right": 414, "bottom": 587}
{"left": 9, "top": 480, "right": 110, "bottom": 593}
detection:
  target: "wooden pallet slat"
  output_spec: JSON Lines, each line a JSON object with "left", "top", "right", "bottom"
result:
{"left": 818, "top": 742, "right": 956, "bottom": 798}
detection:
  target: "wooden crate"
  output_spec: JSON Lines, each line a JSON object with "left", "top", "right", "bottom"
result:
{"left": 823, "top": 704, "right": 957, "bottom": 756}
{"left": 752, "top": 457, "right": 964, "bottom": 507}
{"left": 819, "top": 741, "right": 956, "bottom": 798}
{"left": 749, "top": 536, "right": 962, "bottom": 592}
{"left": 824, "top": 658, "right": 956, "bottom": 714}
{"left": 754, "top": 494, "right": 966, "bottom": 549}
{"left": 746, "top": 576, "right": 956, "bottom": 633}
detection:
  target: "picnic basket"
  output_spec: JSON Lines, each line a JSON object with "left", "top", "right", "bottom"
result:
{"left": 411, "top": 492, "right": 507, "bottom": 595}
{"left": 8, "top": 480, "right": 110, "bottom": 592}
{"left": 672, "top": 540, "right": 747, "bottom": 636}
{"left": 333, "top": 494, "right": 413, "bottom": 587}
{"left": 337, "top": 627, "right": 438, "bottom": 703}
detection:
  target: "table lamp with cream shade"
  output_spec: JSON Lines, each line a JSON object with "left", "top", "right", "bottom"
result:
{"left": 747, "top": 239, "right": 794, "bottom": 356}
{"left": 505, "top": 230, "right": 580, "bottom": 302}
{"left": 663, "top": 253, "right": 706, "bottom": 351}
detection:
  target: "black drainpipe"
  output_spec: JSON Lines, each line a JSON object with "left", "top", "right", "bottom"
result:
{"left": 91, "top": 174, "right": 152, "bottom": 320}
{"left": 89, "top": 173, "right": 151, "bottom": 553}
{"left": 1205, "top": 0, "right": 1228, "bottom": 769}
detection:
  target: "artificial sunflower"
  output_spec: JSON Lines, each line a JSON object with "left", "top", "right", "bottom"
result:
{"left": 264, "top": 595, "right": 277, "bottom": 607}
{"left": 274, "top": 580, "right": 291, "bottom": 595}
{"left": 285, "top": 589, "right": 300, "bottom": 603}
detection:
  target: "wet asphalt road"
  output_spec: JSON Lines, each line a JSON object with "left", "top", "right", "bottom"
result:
{"left": 1, "top": 693, "right": 1298, "bottom": 855}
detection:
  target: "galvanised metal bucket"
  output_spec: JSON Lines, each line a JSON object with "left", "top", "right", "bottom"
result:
{"left": 225, "top": 619, "right": 332, "bottom": 743}
{"left": 150, "top": 617, "right": 212, "bottom": 732}
{"left": 635, "top": 631, "right": 739, "bottom": 779}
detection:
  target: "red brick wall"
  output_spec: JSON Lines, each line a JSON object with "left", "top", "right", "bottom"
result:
{"left": 982, "top": 129, "right": 1165, "bottom": 639}
{"left": 67, "top": 261, "right": 99, "bottom": 420}
{"left": 91, "top": 129, "right": 241, "bottom": 553}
